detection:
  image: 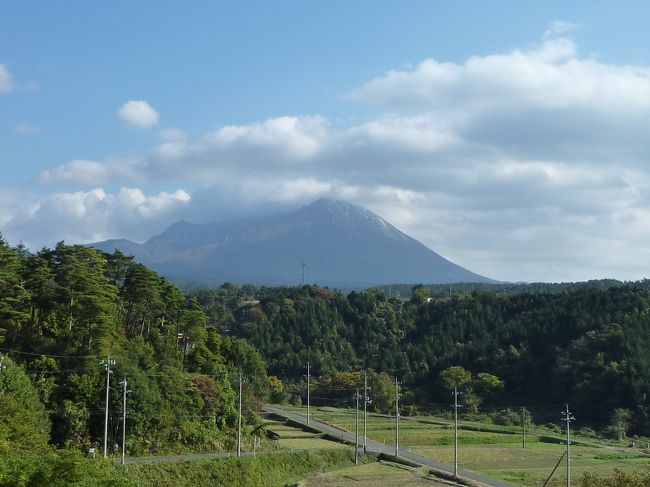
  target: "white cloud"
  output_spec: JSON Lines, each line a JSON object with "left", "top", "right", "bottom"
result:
{"left": 350, "top": 37, "right": 650, "bottom": 116}
{"left": 38, "top": 160, "right": 109, "bottom": 185}
{"left": 0, "top": 64, "right": 12, "bottom": 93}
{"left": 345, "top": 116, "right": 458, "bottom": 153}
{"left": 203, "top": 115, "right": 327, "bottom": 160}
{"left": 117, "top": 100, "right": 160, "bottom": 128}
{"left": 158, "top": 128, "right": 187, "bottom": 143}
{"left": 543, "top": 20, "right": 577, "bottom": 39}
{"left": 15, "top": 123, "right": 40, "bottom": 135}
{"left": 1, "top": 187, "right": 190, "bottom": 248}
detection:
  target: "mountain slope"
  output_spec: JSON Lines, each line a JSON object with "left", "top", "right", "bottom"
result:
{"left": 90, "top": 198, "right": 494, "bottom": 286}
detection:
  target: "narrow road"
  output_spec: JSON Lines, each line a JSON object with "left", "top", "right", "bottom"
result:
{"left": 118, "top": 449, "right": 281, "bottom": 465}
{"left": 263, "top": 403, "right": 514, "bottom": 487}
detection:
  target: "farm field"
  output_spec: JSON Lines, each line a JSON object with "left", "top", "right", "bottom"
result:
{"left": 261, "top": 415, "right": 349, "bottom": 452}
{"left": 285, "top": 405, "right": 650, "bottom": 486}
{"left": 302, "top": 461, "right": 450, "bottom": 486}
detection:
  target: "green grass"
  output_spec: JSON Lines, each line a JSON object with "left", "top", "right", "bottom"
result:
{"left": 301, "top": 460, "right": 447, "bottom": 486}
{"left": 286, "top": 405, "right": 650, "bottom": 486}
{"left": 277, "top": 438, "right": 348, "bottom": 450}
{"left": 261, "top": 416, "right": 349, "bottom": 452}
{"left": 124, "top": 449, "right": 357, "bottom": 487}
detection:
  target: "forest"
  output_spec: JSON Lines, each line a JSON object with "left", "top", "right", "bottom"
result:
{"left": 3, "top": 234, "right": 650, "bottom": 481}
{"left": 0, "top": 238, "right": 269, "bottom": 481}
{"left": 191, "top": 281, "right": 650, "bottom": 436}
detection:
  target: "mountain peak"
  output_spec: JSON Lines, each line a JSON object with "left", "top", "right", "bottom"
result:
{"left": 304, "top": 197, "right": 362, "bottom": 212}
{"left": 90, "top": 198, "right": 494, "bottom": 286}
{"left": 299, "top": 198, "right": 377, "bottom": 221}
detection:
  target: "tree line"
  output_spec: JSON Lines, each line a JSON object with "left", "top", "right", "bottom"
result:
{"left": 191, "top": 282, "right": 650, "bottom": 437}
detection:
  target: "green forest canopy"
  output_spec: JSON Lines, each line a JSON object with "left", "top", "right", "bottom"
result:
{"left": 0, "top": 238, "right": 269, "bottom": 457}
{"left": 3, "top": 233, "right": 650, "bottom": 464}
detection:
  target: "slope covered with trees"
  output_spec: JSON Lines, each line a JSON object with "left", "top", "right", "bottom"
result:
{"left": 0, "top": 237, "right": 269, "bottom": 467}
{"left": 191, "top": 282, "right": 650, "bottom": 436}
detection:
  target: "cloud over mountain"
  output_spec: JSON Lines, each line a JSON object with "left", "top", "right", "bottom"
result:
{"left": 4, "top": 29, "right": 650, "bottom": 282}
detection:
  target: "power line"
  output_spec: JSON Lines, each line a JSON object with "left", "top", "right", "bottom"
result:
{"left": 0, "top": 346, "right": 104, "bottom": 358}
{"left": 395, "top": 376, "right": 400, "bottom": 457}
{"left": 100, "top": 355, "right": 116, "bottom": 458}
{"left": 354, "top": 388, "right": 361, "bottom": 465}
{"left": 306, "top": 362, "right": 311, "bottom": 426}
{"left": 119, "top": 376, "right": 131, "bottom": 466}
{"left": 452, "top": 387, "right": 462, "bottom": 477}
{"left": 237, "top": 371, "right": 243, "bottom": 458}
{"left": 562, "top": 404, "right": 576, "bottom": 487}
{"left": 363, "top": 372, "right": 372, "bottom": 454}
{"left": 25, "top": 368, "right": 98, "bottom": 374}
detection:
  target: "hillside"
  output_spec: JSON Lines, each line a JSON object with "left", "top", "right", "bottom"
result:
{"left": 189, "top": 281, "right": 650, "bottom": 436}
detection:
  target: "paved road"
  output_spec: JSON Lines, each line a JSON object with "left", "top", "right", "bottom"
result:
{"left": 263, "top": 403, "right": 514, "bottom": 487}
{"left": 118, "top": 449, "right": 281, "bottom": 465}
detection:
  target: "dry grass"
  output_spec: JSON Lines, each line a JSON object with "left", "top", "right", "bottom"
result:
{"left": 262, "top": 417, "right": 349, "bottom": 452}
{"left": 301, "top": 461, "right": 451, "bottom": 486}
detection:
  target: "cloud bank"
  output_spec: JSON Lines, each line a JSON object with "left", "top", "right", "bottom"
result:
{"left": 2, "top": 187, "right": 190, "bottom": 247}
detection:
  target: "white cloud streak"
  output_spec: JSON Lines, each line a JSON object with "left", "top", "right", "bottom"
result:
{"left": 38, "top": 160, "right": 108, "bottom": 185}
{"left": 15, "top": 123, "right": 40, "bottom": 135}
{"left": 0, "top": 64, "right": 12, "bottom": 93}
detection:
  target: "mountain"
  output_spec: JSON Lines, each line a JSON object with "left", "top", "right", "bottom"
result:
{"left": 90, "top": 198, "right": 494, "bottom": 287}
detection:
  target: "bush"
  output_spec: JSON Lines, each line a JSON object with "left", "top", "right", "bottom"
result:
{"left": 0, "top": 356, "right": 51, "bottom": 450}
{"left": 491, "top": 409, "right": 519, "bottom": 426}
{"left": 0, "top": 447, "right": 129, "bottom": 486}
{"left": 403, "top": 405, "right": 419, "bottom": 416}
{"left": 581, "top": 469, "right": 650, "bottom": 487}
{"left": 491, "top": 408, "right": 530, "bottom": 427}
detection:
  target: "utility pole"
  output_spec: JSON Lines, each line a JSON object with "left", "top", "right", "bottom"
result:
{"left": 300, "top": 260, "right": 306, "bottom": 286}
{"left": 100, "top": 355, "right": 115, "bottom": 458}
{"left": 306, "top": 361, "right": 311, "bottom": 426}
{"left": 562, "top": 404, "right": 575, "bottom": 487}
{"left": 521, "top": 407, "right": 526, "bottom": 448}
{"left": 453, "top": 387, "right": 461, "bottom": 477}
{"left": 395, "top": 377, "right": 400, "bottom": 457}
{"left": 237, "top": 371, "right": 243, "bottom": 457}
{"left": 363, "top": 372, "right": 372, "bottom": 453}
{"left": 119, "top": 376, "right": 130, "bottom": 466}
{"left": 354, "top": 388, "right": 361, "bottom": 465}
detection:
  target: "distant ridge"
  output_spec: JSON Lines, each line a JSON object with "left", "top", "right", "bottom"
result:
{"left": 90, "top": 198, "right": 495, "bottom": 287}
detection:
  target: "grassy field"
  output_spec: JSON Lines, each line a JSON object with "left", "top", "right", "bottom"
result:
{"left": 261, "top": 415, "right": 349, "bottom": 452}
{"left": 301, "top": 460, "right": 449, "bottom": 486}
{"left": 123, "top": 449, "right": 357, "bottom": 487}
{"left": 285, "top": 405, "right": 650, "bottom": 486}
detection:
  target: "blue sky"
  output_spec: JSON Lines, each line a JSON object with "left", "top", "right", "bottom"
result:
{"left": 2, "top": 1, "right": 650, "bottom": 281}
